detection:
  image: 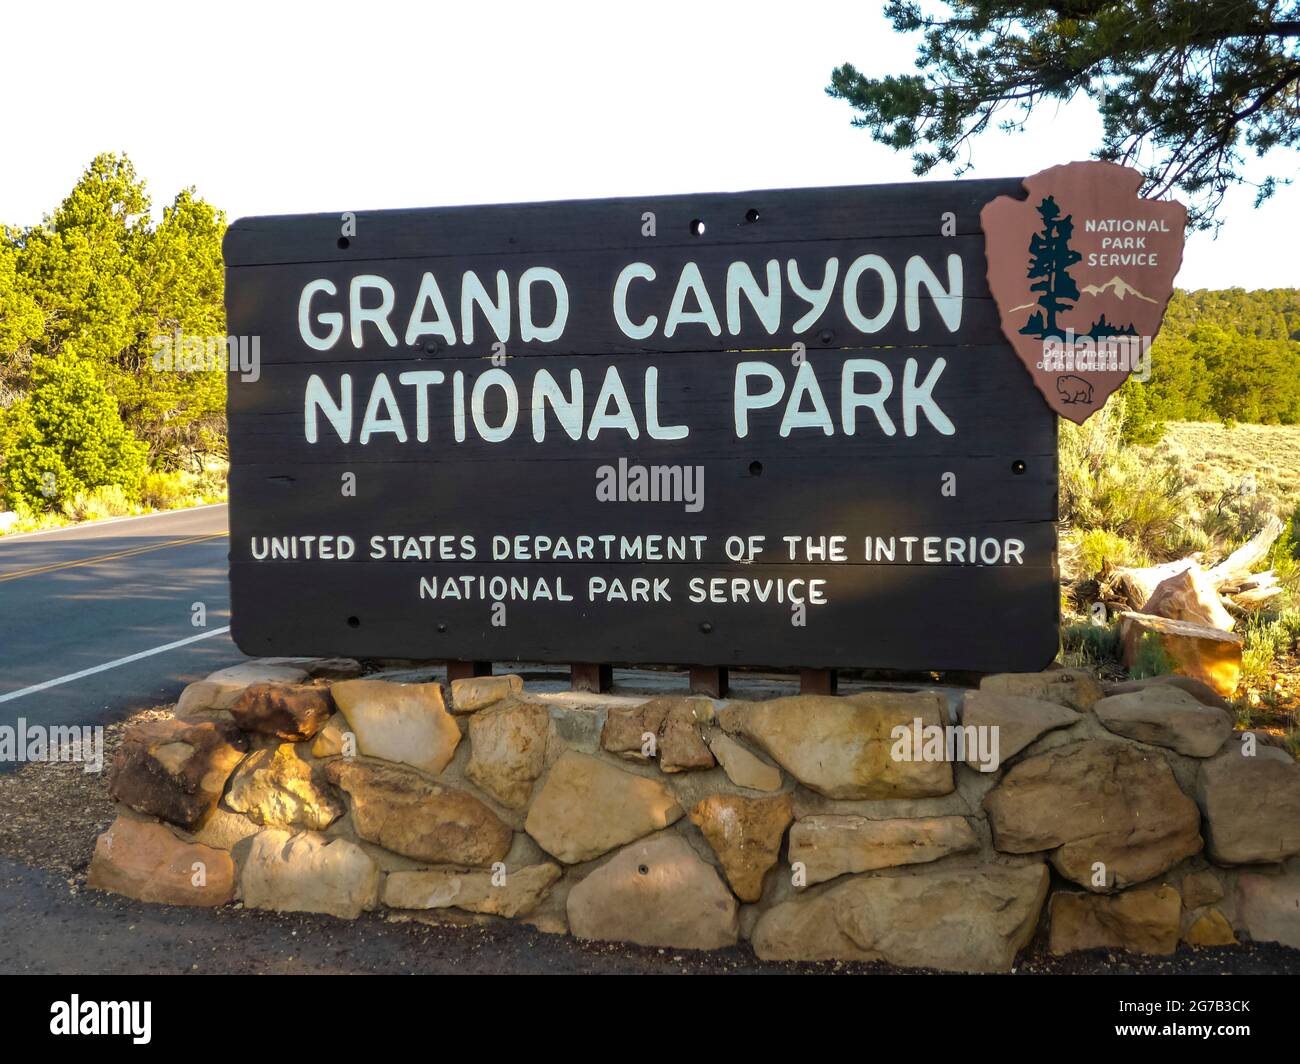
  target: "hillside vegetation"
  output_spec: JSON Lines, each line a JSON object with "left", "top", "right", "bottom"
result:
{"left": 0, "top": 154, "right": 227, "bottom": 527}
{"left": 1120, "top": 288, "right": 1300, "bottom": 440}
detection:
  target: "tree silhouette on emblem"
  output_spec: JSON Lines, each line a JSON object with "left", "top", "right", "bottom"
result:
{"left": 1018, "top": 195, "right": 1081, "bottom": 339}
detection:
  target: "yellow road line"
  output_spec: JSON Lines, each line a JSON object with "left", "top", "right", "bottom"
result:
{"left": 0, "top": 532, "right": 228, "bottom": 583}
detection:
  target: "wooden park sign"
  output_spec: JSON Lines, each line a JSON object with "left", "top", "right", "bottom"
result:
{"left": 223, "top": 169, "right": 1177, "bottom": 677}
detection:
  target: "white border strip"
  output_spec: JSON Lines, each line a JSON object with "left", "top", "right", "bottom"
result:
{"left": 0, "top": 626, "right": 232, "bottom": 704}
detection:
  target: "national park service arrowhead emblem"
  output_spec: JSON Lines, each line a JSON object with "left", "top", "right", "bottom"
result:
{"left": 981, "top": 161, "right": 1186, "bottom": 423}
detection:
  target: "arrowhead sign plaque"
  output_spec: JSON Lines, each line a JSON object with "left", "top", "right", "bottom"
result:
{"left": 981, "top": 161, "right": 1186, "bottom": 423}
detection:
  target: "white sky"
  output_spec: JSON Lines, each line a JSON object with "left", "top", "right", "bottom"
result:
{"left": 1, "top": 0, "right": 1295, "bottom": 291}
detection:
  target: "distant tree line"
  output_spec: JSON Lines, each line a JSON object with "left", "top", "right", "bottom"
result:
{"left": 0, "top": 153, "right": 226, "bottom": 512}
{"left": 1122, "top": 287, "right": 1300, "bottom": 441}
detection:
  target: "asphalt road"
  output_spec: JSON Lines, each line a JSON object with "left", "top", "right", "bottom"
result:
{"left": 0, "top": 505, "right": 244, "bottom": 738}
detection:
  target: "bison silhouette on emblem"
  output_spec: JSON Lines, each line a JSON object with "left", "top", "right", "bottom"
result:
{"left": 1055, "top": 374, "right": 1094, "bottom": 405}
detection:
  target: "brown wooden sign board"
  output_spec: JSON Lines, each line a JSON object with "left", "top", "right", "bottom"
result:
{"left": 224, "top": 180, "right": 1060, "bottom": 673}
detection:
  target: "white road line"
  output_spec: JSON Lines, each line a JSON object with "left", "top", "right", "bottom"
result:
{"left": 0, "top": 626, "right": 233, "bottom": 704}
{"left": 0, "top": 502, "right": 226, "bottom": 542}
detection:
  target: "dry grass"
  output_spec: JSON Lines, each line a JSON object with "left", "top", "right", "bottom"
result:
{"left": 1149, "top": 421, "right": 1300, "bottom": 518}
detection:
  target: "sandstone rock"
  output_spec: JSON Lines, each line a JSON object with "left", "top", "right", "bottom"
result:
{"left": 326, "top": 759, "right": 512, "bottom": 866}
{"left": 175, "top": 679, "right": 245, "bottom": 721}
{"left": 1102, "top": 674, "right": 1231, "bottom": 711}
{"left": 602, "top": 696, "right": 716, "bottom": 772}
{"left": 310, "top": 714, "right": 352, "bottom": 757}
{"left": 1181, "top": 869, "right": 1224, "bottom": 909}
{"left": 465, "top": 699, "right": 549, "bottom": 808}
{"left": 229, "top": 683, "right": 334, "bottom": 741}
{"left": 1185, "top": 908, "right": 1236, "bottom": 946}
{"left": 959, "top": 691, "right": 1080, "bottom": 767}
{"left": 600, "top": 697, "right": 676, "bottom": 757}
{"left": 450, "top": 673, "right": 524, "bottom": 713}
{"left": 705, "top": 731, "right": 782, "bottom": 791}
{"left": 752, "top": 862, "right": 1048, "bottom": 972}
{"left": 566, "top": 834, "right": 738, "bottom": 949}
{"left": 208, "top": 660, "right": 311, "bottom": 687}
{"left": 1049, "top": 885, "right": 1181, "bottom": 955}
{"left": 689, "top": 794, "right": 793, "bottom": 902}
{"left": 87, "top": 816, "right": 235, "bottom": 906}
{"left": 110, "top": 718, "right": 246, "bottom": 830}
{"left": 330, "top": 679, "right": 461, "bottom": 775}
{"left": 240, "top": 829, "right": 380, "bottom": 919}
{"left": 788, "top": 815, "right": 979, "bottom": 885}
{"left": 978, "top": 668, "right": 1104, "bottom": 711}
{"left": 383, "top": 863, "right": 561, "bottom": 918}
{"left": 546, "top": 701, "right": 605, "bottom": 751}
{"left": 718, "top": 692, "right": 953, "bottom": 800}
{"left": 1235, "top": 865, "right": 1300, "bottom": 948}
{"left": 659, "top": 705, "right": 717, "bottom": 772}
{"left": 1142, "top": 566, "right": 1235, "bottom": 632}
{"left": 1119, "top": 612, "right": 1243, "bottom": 698}
{"left": 1196, "top": 746, "right": 1300, "bottom": 864}
{"left": 525, "top": 751, "right": 682, "bottom": 863}
{"left": 224, "top": 743, "right": 343, "bottom": 829}
{"left": 983, "top": 740, "right": 1202, "bottom": 890}
{"left": 185, "top": 807, "right": 261, "bottom": 851}
{"left": 260, "top": 656, "right": 362, "bottom": 680}
{"left": 1093, "top": 687, "right": 1231, "bottom": 757}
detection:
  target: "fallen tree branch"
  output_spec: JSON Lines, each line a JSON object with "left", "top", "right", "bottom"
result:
{"left": 1205, "top": 514, "right": 1285, "bottom": 588}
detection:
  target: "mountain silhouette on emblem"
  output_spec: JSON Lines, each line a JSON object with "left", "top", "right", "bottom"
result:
{"left": 1079, "top": 275, "right": 1158, "bottom": 303}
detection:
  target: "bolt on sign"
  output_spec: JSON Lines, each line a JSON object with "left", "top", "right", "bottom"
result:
{"left": 225, "top": 174, "right": 1171, "bottom": 673}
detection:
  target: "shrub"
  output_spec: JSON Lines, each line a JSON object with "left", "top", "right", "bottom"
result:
{"left": 139, "top": 470, "right": 193, "bottom": 510}
{"left": 1076, "top": 529, "right": 1145, "bottom": 576}
{"left": 1199, "top": 484, "right": 1278, "bottom": 545}
{"left": 0, "top": 356, "right": 147, "bottom": 511}
{"left": 1059, "top": 396, "right": 1197, "bottom": 560}
{"left": 192, "top": 460, "right": 228, "bottom": 500}
{"left": 1237, "top": 608, "right": 1300, "bottom": 693}
{"left": 1264, "top": 505, "right": 1300, "bottom": 584}
{"left": 1060, "top": 618, "right": 1122, "bottom": 670}
{"left": 1116, "top": 378, "right": 1166, "bottom": 445}
{"left": 61, "top": 485, "right": 134, "bottom": 522}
